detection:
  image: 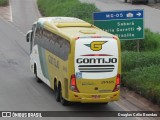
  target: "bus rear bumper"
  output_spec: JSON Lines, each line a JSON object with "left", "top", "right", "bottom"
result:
{"left": 69, "top": 90, "right": 120, "bottom": 103}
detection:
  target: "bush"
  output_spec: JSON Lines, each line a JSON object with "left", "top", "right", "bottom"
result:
{"left": 122, "top": 65, "right": 160, "bottom": 105}
{"left": 0, "top": 0, "right": 8, "bottom": 6}
{"left": 122, "top": 51, "right": 160, "bottom": 72}
{"left": 121, "top": 29, "right": 160, "bottom": 51}
{"left": 122, "top": 50, "right": 160, "bottom": 106}
{"left": 37, "top": 0, "right": 99, "bottom": 23}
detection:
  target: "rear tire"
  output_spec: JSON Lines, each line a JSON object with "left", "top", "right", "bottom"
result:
{"left": 55, "top": 83, "right": 60, "bottom": 102}
{"left": 125, "top": 0, "right": 127, "bottom": 3}
{"left": 60, "top": 85, "right": 69, "bottom": 106}
{"left": 34, "top": 64, "right": 42, "bottom": 83}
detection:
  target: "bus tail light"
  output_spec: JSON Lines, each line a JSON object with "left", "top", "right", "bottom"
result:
{"left": 70, "top": 74, "right": 79, "bottom": 92}
{"left": 113, "top": 74, "right": 121, "bottom": 92}
{"left": 75, "top": 37, "right": 80, "bottom": 40}
{"left": 113, "top": 36, "right": 118, "bottom": 40}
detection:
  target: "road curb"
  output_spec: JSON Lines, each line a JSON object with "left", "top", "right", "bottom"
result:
{"left": 120, "top": 87, "right": 160, "bottom": 111}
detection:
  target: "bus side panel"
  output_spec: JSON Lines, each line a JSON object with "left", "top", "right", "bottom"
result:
{"left": 45, "top": 50, "right": 60, "bottom": 89}
{"left": 30, "top": 45, "right": 51, "bottom": 87}
{"left": 45, "top": 50, "right": 69, "bottom": 98}
{"left": 38, "top": 46, "right": 50, "bottom": 80}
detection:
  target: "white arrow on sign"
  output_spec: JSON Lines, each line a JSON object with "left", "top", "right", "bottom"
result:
{"left": 136, "top": 12, "right": 141, "bottom": 17}
{"left": 137, "top": 26, "right": 142, "bottom": 31}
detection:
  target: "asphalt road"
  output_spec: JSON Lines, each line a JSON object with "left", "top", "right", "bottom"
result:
{"left": 80, "top": 0, "right": 160, "bottom": 33}
{"left": 0, "top": 0, "right": 159, "bottom": 120}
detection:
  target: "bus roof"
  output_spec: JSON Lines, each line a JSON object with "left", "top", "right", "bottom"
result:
{"left": 37, "top": 17, "right": 114, "bottom": 40}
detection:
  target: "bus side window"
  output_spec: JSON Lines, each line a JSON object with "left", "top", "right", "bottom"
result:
{"left": 35, "top": 27, "right": 71, "bottom": 61}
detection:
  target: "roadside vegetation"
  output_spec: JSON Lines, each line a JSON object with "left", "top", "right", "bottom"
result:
{"left": 122, "top": 29, "right": 160, "bottom": 105}
{"left": 0, "top": 0, "right": 8, "bottom": 6}
{"left": 37, "top": 0, "right": 99, "bottom": 23}
{"left": 37, "top": 0, "right": 160, "bottom": 105}
{"left": 121, "top": 29, "right": 160, "bottom": 51}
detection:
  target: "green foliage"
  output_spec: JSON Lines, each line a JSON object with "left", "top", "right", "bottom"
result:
{"left": 0, "top": 0, "right": 8, "bottom": 6}
{"left": 121, "top": 29, "right": 160, "bottom": 51}
{"left": 121, "top": 29, "right": 160, "bottom": 105}
{"left": 122, "top": 51, "right": 160, "bottom": 72}
{"left": 122, "top": 65, "right": 160, "bottom": 105}
{"left": 37, "top": 0, "right": 99, "bottom": 23}
{"left": 122, "top": 48, "right": 160, "bottom": 105}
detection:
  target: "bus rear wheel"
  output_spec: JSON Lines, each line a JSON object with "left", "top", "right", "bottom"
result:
{"left": 60, "top": 85, "right": 69, "bottom": 106}
{"left": 55, "top": 83, "right": 60, "bottom": 102}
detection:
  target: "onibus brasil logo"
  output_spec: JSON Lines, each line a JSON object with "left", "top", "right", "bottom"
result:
{"left": 84, "top": 41, "right": 107, "bottom": 51}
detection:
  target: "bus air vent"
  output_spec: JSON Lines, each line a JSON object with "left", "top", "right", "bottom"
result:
{"left": 56, "top": 23, "right": 92, "bottom": 28}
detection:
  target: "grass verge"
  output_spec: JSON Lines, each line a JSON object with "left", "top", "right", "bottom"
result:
{"left": 37, "top": 0, "right": 99, "bottom": 23}
{"left": 122, "top": 65, "right": 160, "bottom": 105}
{"left": 122, "top": 51, "right": 160, "bottom": 72}
{"left": 121, "top": 28, "right": 160, "bottom": 105}
{"left": 0, "top": 0, "right": 8, "bottom": 6}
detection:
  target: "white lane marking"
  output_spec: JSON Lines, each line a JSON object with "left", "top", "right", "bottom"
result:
{"left": 0, "top": 16, "right": 25, "bottom": 36}
{"left": 9, "top": 0, "right": 13, "bottom": 22}
{"left": 114, "top": 101, "right": 143, "bottom": 120}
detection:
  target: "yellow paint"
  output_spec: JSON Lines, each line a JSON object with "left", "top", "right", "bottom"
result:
{"left": 90, "top": 41, "right": 107, "bottom": 51}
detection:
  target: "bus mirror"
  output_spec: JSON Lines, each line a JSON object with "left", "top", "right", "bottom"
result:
{"left": 26, "top": 30, "right": 33, "bottom": 42}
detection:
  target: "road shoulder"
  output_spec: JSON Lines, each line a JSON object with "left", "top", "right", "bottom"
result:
{"left": 0, "top": 1, "right": 12, "bottom": 22}
{"left": 148, "top": 3, "right": 160, "bottom": 10}
{"left": 119, "top": 87, "right": 160, "bottom": 111}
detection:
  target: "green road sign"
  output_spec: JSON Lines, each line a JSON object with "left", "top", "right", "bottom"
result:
{"left": 94, "top": 19, "right": 144, "bottom": 40}
{"left": 93, "top": 10, "right": 144, "bottom": 40}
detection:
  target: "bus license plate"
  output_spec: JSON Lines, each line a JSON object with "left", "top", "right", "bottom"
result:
{"left": 91, "top": 95, "right": 100, "bottom": 99}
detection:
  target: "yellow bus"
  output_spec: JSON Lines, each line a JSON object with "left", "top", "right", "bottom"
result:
{"left": 26, "top": 17, "right": 121, "bottom": 105}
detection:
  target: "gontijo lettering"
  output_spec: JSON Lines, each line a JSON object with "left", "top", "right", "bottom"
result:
{"left": 76, "top": 58, "right": 117, "bottom": 64}
{"left": 48, "top": 55, "right": 59, "bottom": 69}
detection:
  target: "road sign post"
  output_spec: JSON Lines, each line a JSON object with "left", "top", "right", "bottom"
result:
{"left": 137, "top": 40, "right": 140, "bottom": 52}
{"left": 93, "top": 10, "right": 144, "bottom": 41}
